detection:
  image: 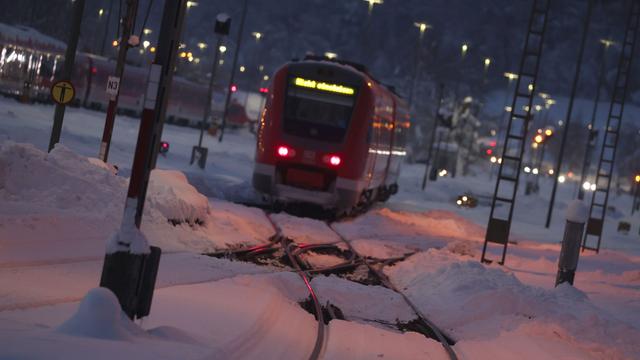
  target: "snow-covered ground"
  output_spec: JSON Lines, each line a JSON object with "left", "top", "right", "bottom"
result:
{"left": 0, "top": 96, "right": 639, "bottom": 359}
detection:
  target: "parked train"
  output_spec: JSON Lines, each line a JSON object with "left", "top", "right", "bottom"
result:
{"left": 253, "top": 57, "right": 410, "bottom": 214}
{"left": 0, "top": 22, "right": 249, "bottom": 128}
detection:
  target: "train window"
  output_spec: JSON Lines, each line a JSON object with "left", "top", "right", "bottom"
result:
{"left": 283, "top": 78, "right": 357, "bottom": 143}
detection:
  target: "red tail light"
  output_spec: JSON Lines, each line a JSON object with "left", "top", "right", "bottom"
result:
{"left": 277, "top": 145, "right": 295, "bottom": 158}
{"left": 322, "top": 154, "right": 341, "bottom": 167}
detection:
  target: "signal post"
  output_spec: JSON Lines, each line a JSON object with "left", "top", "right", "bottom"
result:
{"left": 99, "top": 0, "right": 187, "bottom": 319}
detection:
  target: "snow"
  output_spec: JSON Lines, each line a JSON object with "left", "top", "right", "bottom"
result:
{"left": 56, "top": 287, "right": 138, "bottom": 340}
{"left": 386, "top": 249, "right": 640, "bottom": 358}
{"left": 565, "top": 199, "right": 588, "bottom": 223}
{"left": 1, "top": 96, "right": 639, "bottom": 359}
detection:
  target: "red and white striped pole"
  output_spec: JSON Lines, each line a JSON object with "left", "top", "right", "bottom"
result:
{"left": 99, "top": 0, "right": 187, "bottom": 319}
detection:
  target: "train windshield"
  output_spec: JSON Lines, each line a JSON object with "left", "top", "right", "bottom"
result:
{"left": 283, "top": 76, "right": 357, "bottom": 143}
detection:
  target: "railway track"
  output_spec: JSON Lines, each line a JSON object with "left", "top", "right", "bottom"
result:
{"left": 208, "top": 208, "right": 458, "bottom": 360}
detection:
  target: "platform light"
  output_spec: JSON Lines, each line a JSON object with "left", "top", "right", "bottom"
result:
{"left": 558, "top": 175, "right": 566, "bottom": 183}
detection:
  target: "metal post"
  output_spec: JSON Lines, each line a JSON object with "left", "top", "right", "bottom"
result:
{"left": 422, "top": 83, "right": 444, "bottom": 189}
{"left": 632, "top": 181, "right": 639, "bottom": 215}
{"left": 48, "top": 0, "right": 85, "bottom": 152}
{"left": 578, "top": 44, "right": 607, "bottom": 200}
{"left": 100, "top": 0, "right": 115, "bottom": 57}
{"left": 99, "top": 0, "right": 187, "bottom": 319}
{"left": 98, "top": 0, "right": 139, "bottom": 163}
{"left": 149, "top": 0, "right": 189, "bottom": 170}
{"left": 545, "top": 0, "right": 593, "bottom": 228}
{"left": 556, "top": 200, "right": 587, "bottom": 286}
{"left": 408, "top": 28, "right": 425, "bottom": 109}
{"left": 218, "top": 0, "right": 249, "bottom": 143}
{"left": 191, "top": 36, "right": 223, "bottom": 169}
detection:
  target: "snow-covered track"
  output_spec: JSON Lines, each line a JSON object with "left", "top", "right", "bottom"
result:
{"left": 263, "top": 213, "right": 326, "bottom": 360}
{"left": 326, "top": 221, "right": 459, "bottom": 360}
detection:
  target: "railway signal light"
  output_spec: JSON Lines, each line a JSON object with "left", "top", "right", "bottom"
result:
{"left": 259, "top": 87, "right": 269, "bottom": 93}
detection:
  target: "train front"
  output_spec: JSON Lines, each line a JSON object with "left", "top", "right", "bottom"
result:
{"left": 253, "top": 60, "right": 371, "bottom": 211}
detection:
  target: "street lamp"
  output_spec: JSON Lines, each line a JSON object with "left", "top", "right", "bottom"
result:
{"left": 219, "top": 45, "right": 227, "bottom": 53}
{"left": 324, "top": 51, "right": 338, "bottom": 59}
{"left": 484, "top": 57, "right": 491, "bottom": 71}
{"left": 98, "top": 8, "right": 104, "bottom": 16}
{"left": 143, "top": 28, "right": 152, "bottom": 35}
{"left": 461, "top": 43, "right": 468, "bottom": 57}
{"left": 414, "top": 21, "right": 432, "bottom": 39}
{"left": 197, "top": 42, "right": 208, "bottom": 50}
{"left": 363, "top": 0, "right": 383, "bottom": 14}
{"left": 186, "top": 1, "right": 198, "bottom": 9}
{"left": 251, "top": 32, "right": 263, "bottom": 42}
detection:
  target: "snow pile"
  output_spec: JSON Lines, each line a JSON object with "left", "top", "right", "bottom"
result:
{"left": 200, "top": 199, "right": 275, "bottom": 249}
{"left": 0, "top": 142, "right": 126, "bottom": 217}
{"left": 386, "top": 249, "right": 640, "bottom": 359}
{"left": 333, "top": 207, "right": 484, "bottom": 258}
{"left": 272, "top": 213, "right": 341, "bottom": 244}
{"left": 147, "top": 170, "right": 210, "bottom": 225}
{"left": 311, "top": 275, "right": 415, "bottom": 323}
{"left": 57, "top": 287, "right": 142, "bottom": 340}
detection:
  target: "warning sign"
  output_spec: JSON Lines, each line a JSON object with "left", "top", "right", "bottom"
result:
{"left": 106, "top": 76, "right": 120, "bottom": 99}
{"left": 50, "top": 80, "right": 75, "bottom": 105}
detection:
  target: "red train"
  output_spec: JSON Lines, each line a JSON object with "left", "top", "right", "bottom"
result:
{"left": 0, "top": 23, "right": 248, "bottom": 128}
{"left": 253, "top": 57, "right": 410, "bottom": 214}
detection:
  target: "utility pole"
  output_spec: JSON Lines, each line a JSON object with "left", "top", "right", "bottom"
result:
{"left": 422, "top": 83, "right": 444, "bottom": 189}
{"left": 48, "top": 0, "right": 85, "bottom": 152}
{"left": 191, "top": 14, "right": 231, "bottom": 169}
{"left": 98, "top": 0, "right": 139, "bottom": 162}
{"left": 218, "top": 0, "right": 249, "bottom": 143}
{"left": 545, "top": 0, "right": 593, "bottom": 228}
{"left": 408, "top": 22, "right": 431, "bottom": 109}
{"left": 577, "top": 39, "right": 613, "bottom": 200}
{"left": 99, "top": 0, "right": 187, "bottom": 319}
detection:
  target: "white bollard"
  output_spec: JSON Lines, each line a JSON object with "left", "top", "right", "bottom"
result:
{"left": 555, "top": 200, "right": 588, "bottom": 286}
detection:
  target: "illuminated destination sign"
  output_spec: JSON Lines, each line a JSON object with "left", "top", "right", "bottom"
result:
{"left": 293, "top": 77, "right": 355, "bottom": 95}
